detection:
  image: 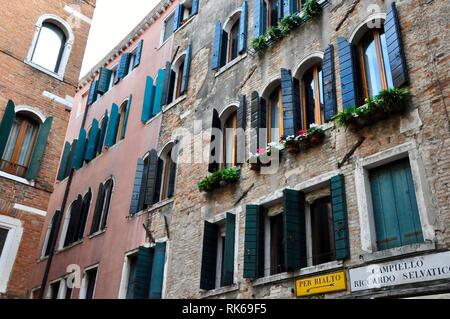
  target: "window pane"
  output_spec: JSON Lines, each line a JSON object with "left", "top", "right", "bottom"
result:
{"left": 17, "top": 121, "right": 38, "bottom": 166}
{"left": 269, "top": 90, "right": 280, "bottom": 143}
{"left": 0, "top": 227, "right": 9, "bottom": 259}
{"left": 224, "top": 113, "right": 237, "bottom": 167}
{"left": 318, "top": 66, "right": 324, "bottom": 106}
{"left": 85, "top": 268, "right": 98, "bottom": 299}
{"left": 363, "top": 35, "right": 383, "bottom": 97}
{"left": 126, "top": 255, "right": 138, "bottom": 299}
{"left": 270, "top": 213, "right": 285, "bottom": 275}
{"left": 311, "top": 197, "right": 335, "bottom": 265}
{"left": 2, "top": 119, "right": 20, "bottom": 162}
{"left": 230, "top": 20, "right": 240, "bottom": 61}
{"left": 269, "top": 0, "right": 280, "bottom": 27}
{"left": 303, "top": 70, "right": 316, "bottom": 128}
{"left": 380, "top": 32, "right": 394, "bottom": 89}
{"left": 100, "top": 180, "right": 113, "bottom": 230}
{"left": 32, "top": 23, "right": 66, "bottom": 72}
{"left": 163, "top": 14, "right": 175, "bottom": 43}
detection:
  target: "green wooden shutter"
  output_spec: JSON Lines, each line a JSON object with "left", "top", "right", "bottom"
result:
{"left": 281, "top": 68, "right": 302, "bottom": 138}
{"left": 105, "top": 104, "right": 119, "bottom": 148}
{"left": 283, "top": 189, "right": 307, "bottom": 271}
{"left": 65, "top": 140, "right": 77, "bottom": 177}
{"left": 25, "top": 117, "right": 53, "bottom": 180}
{"left": 44, "top": 211, "right": 61, "bottom": 256}
{"left": 211, "top": 22, "right": 223, "bottom": 71}
{"left": 72, "top": 128, "right": 87, "bottom": 170}
{"left": 116, "top": 53, "right": 131, "bottom": 82}
{"left": 161, "top": 62, "right": 172, "bottom": 107}
{"left": 85, "top": 119, "right": 99, "bottom": 162}
{"left": 57, "top": 142, "right": 71, "bottom": 181}
{"left": 149, "top": 242, "right": 167, "bottom": 299}
{"left": 250, "top": 91, "right": 266, "bottom": 154}
{"left": 238, "top": 1, "right": 248, "bottom": 54}
{"left": 141, "top": 76, "right": 155, "bottom": 123}
{"left": 133, "top": 40, "right": 144, "bottom": 69}
{"left": 130, "top": 158, "right": 145, "bottom": 215}
{"left": 121, "top": 96, "right": 132, "bottom": 140}
{"left": 223, "top": 213, "right": 236, "bottom": 286}
{"left": 152, "top": 69, "right": 165, "bottom": 116}
{"left": 76, "top": 189, "right": 91, "bottom": 241}
{"left": 90, "top": 183, "right": 105, "bottom": 234}
{"left": 97, "top": 68, "right": 112, "bottom": 95}
{"left": 244, "top": 205, "right": 264, "bottom": 279}
{"left": 0, "top": 100, "right": 15, "bottom": 158}
{"left": 180, "top": 45, "right": 192, "bottom": 95}
{"left": 200, "top": 221, "right": 219, "bottom": 290}
{"left": 133, "top": 246, "right": 154, "bottom": 299}
{"left": 65, "top": 195, "right": 82, "bottom": 247}
{"left": 87, "top": 80, "right": 99, "bottom": 106}
{"left": 253, "top": 0, "right": 264, "bottom": 37}
{"left": 97, "top": 111, "right": 109, "bottom": 154}
{"left": 236, "top": 95, "right": 247, "bottom": 165}
{"left": 330, "top": 175, "right": 350, "bottom": 259}
{"left": 208, "top": 109, "right": 222, "bottom": 173}
{"left": 144, "top": 150, "right": 159, "bottom": 207}
{"left": 191, "top": 0, "right": 199, "bottom": 15}
{"left": 323, "top": 44, "right": 337, "bottom": 122}
{"left": 338, "top": 37, "right": 359, "bottom": 109}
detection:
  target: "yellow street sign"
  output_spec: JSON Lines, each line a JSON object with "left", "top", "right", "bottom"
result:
{"left": 295, "top": 271, "right": 347, "bottom": 297}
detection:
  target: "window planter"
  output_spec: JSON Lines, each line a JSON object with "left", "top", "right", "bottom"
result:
{"left": 283, "top": 126, "right": 326, "bottom": 154}
{"left": 247, "top": 143, "right": 285, "bottom": 171}
{"left": 198, "top": 167, "right": 240, "bottom": 193}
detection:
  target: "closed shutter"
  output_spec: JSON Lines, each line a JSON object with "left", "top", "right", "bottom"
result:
{"left": 223, "top": 213, "right": 236, "bottom": 286}
{"left": 211, "top": 22, "right": 223, "bottom": 71}
{"left": 281, "top": 68, "right": 301, "bottom": 138}
{"left": 65, "top": 195, "right": 82, "bottom": 247}
{"left": 385, "top": 2, "right": 408, "bottom": 87}
{"left": 26, "top": 116, "right": 53, "bottom": 180}
{"left": 208, "top": 109, "right": 222, "bottom": 173}
{"left": 142, "top": 77, "right": 156, "bottom": 123}
{"left": 253, "top": 0, "right": 265, "bottom": 38}
{"left": 0, "top": 100, "right": 16, "bottom": 157}
{"left": 65, "top": 140, "right": 77, "bottom": 177}
{"left": 283, "top": 0, "right": 298, "bottom": 16}
{"left": 73, "top": 128, "right": 87, "bottom": 170}
{"left": 338, "top": 37, "right": 359, "bottom": 109}
{"left": 44, "top": 211, "right": 61, "bottom": 257}
{"left": 133, "top": 247, "right": 154, "bottom": 299}
{"left": 121, "top": 96, "right": 132, "bottom": 140}
{"left": 90, "top": 183, "right": 105, "bottom": 234}
{"left": 130, "top": 158, "right": 145, "bottom": 215}
{"left": 97, "top": 111, "right": 109, "bottom": 154}
{"left": 173, "top": 4, "right": 184, "bottom": 32}
{"left": 330, "top": 175, "right": 350, "bottom": 259}
{"left": 57, "top": 142, "right": 71, "bottom": 181}
{"left": 153, "top": 69, "right": 165, "bottom": 115}
{"left": 191, "top": 0, "right": 199, "bottom": 15}
{"left": 97, "top": 68, "right": 112, "bottom": 95}
{"left": 149, "top": 242, "right": 167, "bottom": 299}
{"left": 166, "top": 160, "right": 177, "bottom": 199}
{"left": 143, "top": 150, "right": 159, "bottom": 207}
{"left": 87, "top": 80, "right": 99, "bottom": 106}
{"left": 243, "top": 205, "right": 265, "bottom": 279}
{"left": 200, "top": 221, "right": 219, "bottom": 290}
{"left": 85, "top": 119, "right": 99, "bottom": 162}
{"left": 238, "top": 1, "right": 249, "bottom": 54}
{"left": 77, "top": 189, "right": 91, "bottom": 241}
{"left": 104, "top": 104, "right": 119, "bottom": 148}
{"left": 161, "top": 62, "right": 173, "bottom": 107}
{"left": 236, "top": 95, "right": 247, "bottom": 165}
{"left": 323, "top": 45, "right": 337, "bottom": 122}
{"left": 180, "top": 45, "right": 192, "bottom": 95}
{"left": 115, "top": 53, "right": 131, "bottom": 83}
{"left": 133, "top": 40, "right": 144, "bottom": 69}
{"left": 250, "top": 91, "right": 266, "bottom": 154}
{"left": 220, "top": 30, "right": 228, "bottom": 68}
{"left": 283, "top": 189, "right": 307, "bottom": 271}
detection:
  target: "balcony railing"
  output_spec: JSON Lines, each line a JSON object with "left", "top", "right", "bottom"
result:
{"left": 0, "top": 159, "right": 28, "bottom": 178}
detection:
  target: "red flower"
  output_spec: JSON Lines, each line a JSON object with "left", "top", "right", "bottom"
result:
{"left": 298, "top": 130, "right": 307, "bottom": 136}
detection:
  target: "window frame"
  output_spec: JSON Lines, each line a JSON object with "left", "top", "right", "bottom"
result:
{"left": 266, "top": 86, "right": 284, "bottom": 144}
{"left": 300, "top": 64, "right": 324, "bottom": 129}
{"left": 79, "top": 265, "right": 99, "bottom": 299}
{"left": 222, "top": 110, "right": 238, "bottom": 169}
{"left": 116, "top": 100, "right": 129, "bottom": 143}
{"left": 158, "top": 143, "right": 178, "bottom": 202}
{"left": 0, "top": 215, "right": 23, "bottom": 294}
{"left": 161, "top": 10, "right": 176, "bottom": 46}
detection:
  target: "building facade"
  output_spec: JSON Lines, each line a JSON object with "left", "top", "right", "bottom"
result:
{"left": 31, "top": 0, "right": 449, "bottom": 299}
{"left": 0, "top": 0, "right": 95, "bottom": 298}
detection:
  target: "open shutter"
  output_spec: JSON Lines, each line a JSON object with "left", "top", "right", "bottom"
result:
{"left": 191, "top": 0, "right": 199, "bottom": 16}
{"left": 142, "top": 77, "right": 155, "bottom": 123}
{"left": 153, "top": 69, "right": 165, "bottom": 115}
{"left": 97, "top": 111, "right": 109, "bottom": 154}
{"left": 211, "top": 22, "right": 223, "bottom": 71}
{"left": 281, "top": 68, "right": 301, "bottom": 138}
{"left": 330, "top": 175, "right": 350, "bottom": 260}
{"left": 87, "top": 80, "right": 99, "bottom": 106}
{"left": 283, "top": 0, "right": 298, "bottom": 16}
{"left": 72, "top": 128, "right": 87, "bottom": 170}
{"left": 105, "top": 104, "right": 119, "bottom": 148}
{"left": 65, "top": 195, "right": 82, "bottom": 246}
{"left": 243, "top": 205, "right": 264, "bottom": 279}
{"left": 283, "top": 189, "right": 307, "bottom": 271}
{"left": 25, "top": 117, "right": 53, "bottom": 180}
{"left": 236, "top": 95, "right": 247, "bottom": 165}
{"left": 250, "top": 91, "right": 266, "bottom": 154}
{"left": 200, "top": 221, "right": 219, "bottom": 290}
{"left": 130, "top": 158, "right": 145, "bottom": 215}
{"left": 57, "top": 142, "right": 71, "bottom": 181}
{"left": 90, "top": 183, "right": 105, "bottom": 234}
{"left": 121, "top": 96, "right": 132, "bottom": 140}
{"left": 385, "top": 2, "right": 408, "bottom": 87}
{"left": 77, "top": 189, "right": 91, "bottom": 241}
{"left": 323, "top": 45, "right": 337, "bottom": 122}
{"left": 149, "top": 242, "right": 167, "bottom": 299}
{"left": 161, "top": 62, "right": 172, "bottom": 107}
{"left": 97, "top": 68, "right": 112, "bottom": 95}
{"left": 116, "top": 53, "right": 131, "bottom": 83}
{"left": 238, "top": 1, "right": 248, "bottom": 54}
{"left": 44, "top": 211, "right": 61, "bottom": 257}
{"left": 133, "top": 40, "right": 144, "bottom": 69}
{"left": 173, "top": 4, "right": 184, "bottom": 32}
{"left": 223, "top": 213, "right": 236, "bottom": 286}
{"left": 208, "top": 109, "right": 222, "bottom": 173}
{"left": 65, "top": 140, "right": 77, "bottom": 177}
{"left": 180, "top": 45, "right": 192, "bottom": 95}
{"left": 85, "top": 119, "right": 99, "bottom": 162}
{"left": 0, "top": 100, "right": 16, "bottom": 157}
{"left": 338, "top": 37, "right": 359, "bottom": 109}
{"left": 132, "top": 247, "right": 154, "bottom": 299}
{"left": 253, "top": 0, "right": 264, "bottom": 37}
{"left": 143, "top": 150, "right": 159, "bottom": 207}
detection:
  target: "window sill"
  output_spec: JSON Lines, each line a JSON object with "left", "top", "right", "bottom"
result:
{"left": 144, "top": 112, "right": 163, "bottom": 126}
{"left": 174, "top": 15, "right": 196, "bottom": 35}
{"left": 163, "top": 95, "right": 186, "bottom": 113}
{"left": 0, "top": 170, "right": 35, "bottom": 187}
{"left": 24, "top": 60, "right": 64, "bottom": 81}
{"left": 131, "top": 198, "right": 175, "bottom": 219}
{"left": 88, "top": 229, "right": 107, "bottom": 239}
{"left": 56, "top": 240, "right": 84, "bottom": 254}
{"left": 358, "top": 242, "right": 437, "bottom": 264}
{"left": 200, "top": 284, "right": 239, "bottom": 299}
{"left": 215, "top": 53, "right": 248, "bottom": 78}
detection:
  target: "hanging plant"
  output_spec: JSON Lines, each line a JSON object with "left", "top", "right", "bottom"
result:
{"left": 198, "top": 167, "right": 241, "bottom": 193}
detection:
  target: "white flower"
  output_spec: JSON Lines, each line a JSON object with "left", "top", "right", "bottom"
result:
{"left": 309, "top": 123, "right": 318, "bottom": 128}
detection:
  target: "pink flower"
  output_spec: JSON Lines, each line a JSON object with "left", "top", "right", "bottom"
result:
{"left": 256, "top": 148, "right": 266, "bottom": 155}
{"left": 298, "top": 130, "right": 307, "bottom": 136}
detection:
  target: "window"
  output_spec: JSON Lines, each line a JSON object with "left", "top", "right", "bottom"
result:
{"left": 301, "top": 63, "right": 324, "bottom": 129}
{"left": 357, "top": 28, "right": 394, "bottom": 99}
{"left": 267, "top": 0, "right": 281, "bottom": 28}
{"left": 125, "top": 254, "right": 138, "bottom": 299}
{"left": 90, "top": 179, "right": 114, "bottom": 234}
{"left": 268, "top": 212, "right": 285, "bottom": 275}
{"left": 223, "top": 112, "right": 237, "bottom": 168}
{"left": 1, "top": 114, "right": 39, "bottom": 177}
{"left": 159, "top": 148, "right": 177, "bottom": 201}
{"left": 42, "top": 211, "right": 61, "bottom": 257}
{"left": 109, "top": 67, "right": 118, "bottom": 90}
{"left": 61, "top": 190, "right": 92, "bottom": 248}
{"left": 0, "top": 228, "right": 8, "bottom": 259}
{"left": 46, "top": 279, "right": 72, "bottom": 299}
{"left": 116, "top": 100, "right": 128, "bottom": 143}
{"left": 266, "top": 86, "right": 283, "bottom": 144}
{"left": 80, "top": 267, "right": 98, "bottom": 299}
{"left": 223, "top": 12, "right": 241, "bottom": 64}
{"left": 162, "top": 13, "right": 175, "bottom": 43}
{"left": 31, "top": 22, "right": 66, "bottom": 73}
{"left": 0, "top": 216, "right": 23, "bottom": 294}
{"left": 48, "top": 281, "right": 60, "bottom": 299}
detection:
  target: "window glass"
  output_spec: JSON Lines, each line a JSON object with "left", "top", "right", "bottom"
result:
{"left": 224, "top": 112, "right": 237, "bottom": 168}
{"left": 48, "top": 281, "right": 60, "bottom": 299}
{"left": 32, "top": 22, "right": 66, "bottom": 72}
{"left": 84, "top": 268, "right": 98, "bottom": 299}
{"left": 117, "top": 102, "right": 128, "bottom": 142}
{"left": 269, "top": 0, "right": 280, "bottom": 27}
{"left": 100, "top": 180, "right": 113, "bottom": 230}
{"left": 175, "top": 60, "right": 185, "bottom": 99}
{"left": 126, "top": 254, "right": 138, "bottom": 299}
{"left": 163, "top": 13, "right": 175, "bottom": 43}
{"left": 302, "top": 64, "right": 324, "bottom": 128}
{"left": 270, "top": 213, "right": 285, "bottom": 275}
{"left": 229, "top": 20, "right": 240, "bottom": 62}
{"left": 268, "top": 88, "right": 281, "bottom": 143}
{"left": 362, "top": 35, "right": 382, "bottom": 98}
{"left": 380, "top": 32, "right": 394, "bottom": 88}
{"left": 0, "top": 227, "right": 9, "bottom": 259}
{"left": 310, "top": 197, "right": 335, "bottom": 265}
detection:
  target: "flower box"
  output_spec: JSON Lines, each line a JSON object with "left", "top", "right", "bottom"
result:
{"left": 198, "top": 167, "right": 240, "bottom": 193}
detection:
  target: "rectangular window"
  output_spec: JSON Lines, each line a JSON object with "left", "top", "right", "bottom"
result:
{"left": 162, "top": 13, "right": 175, "bottom": 44}
{"left": 269, "top": 213, "right": 285, "bottom": 275}
{"left": 0, "top": 227, "right": 8, "bottom": 259}
{"left": 109, "top": 67, "right": 117, "bottom": 90}
{"left": 309, "top": 196, "right": 335, "bottom": 265}
{"left": 48, "top": 281, "right": 60, "bottom": 299}
{"left": 81, "top": 267, "right": 98, "bottom": 299}
{"left": 125, "top": 254, "right": 138, "bottom": 299}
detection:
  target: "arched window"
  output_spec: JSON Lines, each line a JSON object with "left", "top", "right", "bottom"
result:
{"left": 222, "top": 110, "right": 238, "bottom": 168}
{"left": 116, "top": 101, "right": 128, "bottom": 143}
{"left": 301, "top": 63, "right": 324, "bottom": 128}
{"left": 90, "top": 179, "right": 114, "bottom": 234}
{"left": 266, "top": 86, "right": 283, "bottom": 144}
{"left": 61, "top": 189, "right": 92, "bottom": 248}
{"left": 31, "top": 22, "right": 66, "bottom": 73}
{"left": 223, "top": 12, "right": 241, "bottom": 64}
{"left": 0, "top": 113, "right": 39, "bottom": 177}
{"left": 158, "top": 145, "right": 178, "bottom": 202}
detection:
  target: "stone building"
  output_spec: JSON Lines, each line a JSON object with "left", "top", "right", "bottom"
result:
{"left": 0, "top": 0, "right": 95, "bottom": 298}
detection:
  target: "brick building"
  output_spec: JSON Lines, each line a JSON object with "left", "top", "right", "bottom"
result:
{"left": 0, "top": 0, "right": 95, "bottom": 298}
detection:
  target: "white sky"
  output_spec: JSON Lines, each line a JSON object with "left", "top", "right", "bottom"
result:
{"left": 80, "top": 0, "right": 159, "bottom": 78}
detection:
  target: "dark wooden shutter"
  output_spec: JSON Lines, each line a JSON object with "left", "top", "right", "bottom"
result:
{"left": 97, "top": 111, "right": 109, "bottom": 154}
{"left": 250, "top": 91, "right": 266, "bottom": 154}
{"left": 26, "top": 117, "right": 53, "bottom": 180}
{"left": 105, "top": 104, "right": 119, "bottom": 148}
{"left": 87, "top": 80, "right": 99, "bottom": 106}
{"left": 208, "top": 109, "right": 222, "bottom": 173}
{"left": 173, "top": 4, "right": 184, "bottom": 32}
{"left": 65, "top": 140, "right": 77, "bottom": 177}
{"left": 253, "top": 0, "right": 264, "bottom": 38}
{"left": 238, "top": 1, "right": 249, "bottom": 54}
{"left": 200, "top": 221, "right": 219, "bottom": 290}
{"left": 0, "top": 100, "right": 16, "bottom": 157}
{"left": 385, "top": 2, "right": 408, "bottom": 87}
{"left": 323, "top": 45, "right": 337, "bottom": 122}
{"left": 121, "top": 96, "right": 132, "bottom": 140}
{"left": 338, "top": 37, "right": 359, "bottom": 109}
{"left": 65, "top": 195, "right": 82, "bottom": 247}
{"left": 44, "top": 211, "right": 61, "bottom": 257}
{"left": 236, "top": 95, "right": 247, "bottom": 165}
{"left": 97, "top": 68, "right": 112, "bottom": 95}
{"left": 220, "top": 30, "right": 228, "bottom": 68}
{"left": 90, "top": 183, "right": 105, "bottom": 234}
{"left": 73, "top": 128, "right": 87, "bottom": 170}
{"left": 283, "top": 189, "right": 307, "bottom": 271}
{"left": 243, "top": 205, "right": 264, "bottom": 279}
{"left": 130, "top": 158, "right": 145, "bottom": 215}
{"left": 281, "top": 68, "right": 301, "bottom": 137}
{"left": 166, "top": 160, "right": 177, "bottom": 199}
{"left": 57, "top": 142, "right": 71, "bottom": 181}
{"left": 161, "top": 62, "right": 173, "bottom": 107}
{"left": 143, "top": 150, "right": 159, "bottom": 207}
{"left": 77, "top": 189, "right": 91, "bottom": 241}
{"left": 211, "top": 22, "right": 223, "bottom": 71}
{"left": 223, "top": 213, "right": 236, "bottom": 286}
{"left": 133, "top": 40, "right": 144, "bottom": 69}
{"left": 133, "top": 247, "right": 154, "bottom": 299}
{"left": 142, "top": 76, "right": 155, "bottom": 123}
{"left": 153, "top": 158, "right": 164, "bottom": 204}
{"left": 180, "top": 45, "right": 192, "bottom": 95}
{"left": 153, "top": 69, "right": 165, "bottom": 115}
{"left": 149, "top": 242, "right": 167, "bottom": 299}
{"left": 191, "top": 0, "right": 199, "bottom": 15}
{"left": 116, "top": 53, "right": 131, "bottom": 82}
{"left": 330, "top": 175, "right": 350, "bottom": 260}
{"left": 85, "top": 119, "right": 99, "bottom": 162}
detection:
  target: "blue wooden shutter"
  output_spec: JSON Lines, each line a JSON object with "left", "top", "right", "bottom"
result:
{"left": 338, "top": 37, "right": 359, "bottom": 109}
{"left": 0, "top": 100, "right": 16, "bottom": 158}
{"left": 90, "top": 182, "right": 105, "bottom": 234}
{"left": 223, "top": 213, "right": 236, "bottom": 286}
{"left": 116, "top": 53, "right": 131, "bottom": 82}
{"left": 104, "top": 103, "right": 119, "bottom": 148}
{"left": 208, "top": 109, "right": 222, "bottom": 173}
{"left": 323, "top": 45, "right": 337, "bottom": 122}
{"left": 243, "top": 205, "right": 265, "bottom": 279}
{"left": 133, "top": 40, "right": 144, "bottom": 69}
{"left": 97, "top": 111, "right": 109, "bottom": 154}
{"left": 211, "top": 22, "right": 223, "bottom": 71}
{"left": 57, "top": 142, "right": 71, "bottom": 181}
{"left": 180, "top": 45, "right": 192, "bottom": 95}
{"left": 87, "top": 80, "right": 99, "bottom": 106}
{"left": 65, "top": 140, "right": 77, "bottom": 177}
{"left": 238, "top": 1, "right": 248, "bottom": 54}
{"left": 253, "top": 0, "right": 264, "bottom": 38}
{"left": 330, "top": 175, "right": 350, "bottom": 259}
{"left": 121, "top": 96, "right": 132, "bottom": 140}
{"left": 283, "top": 189, "right": 307, "bottom": 271}
{"left": 153, "top": 69, "right": 165, "bottom": 115}
{"left": 236, "top": 95, "right": 247, "bottom": 165}
{"left": 173, "top": 4, "right": 184, "bottom": 32}
{"left": 200, "top": 221, "right": 219, "bottom": 290}
{"left": 85, "top": 119, "right": 99, "bottom": 162}
{"left": 142, "top": 77, "right": 156, "bottom": 123}
{"left": 97, "top": 68, "right": 112, "bottom": 95}
{"left": 191, "top": 0, "right": 199, "bottom": 16}
{"left": 133, "top": 246, "right": 154, "bottom": 299}
{"left": 281, "top": 68, "right": 301, "bottom": 138}
{"left": 72, "top": 128, "right": 87, "bottom": 170}
{"left": 250, "top": 91, "right": 266, "bottom": 154}
{"left": 149, "top": 242, "right": 167, "bottom": 299}
{"left": 130, "top": 158, "right": 145, "bottom": 215}
{"left": 161, "top": 62, "right": 173, "bottom": 107}
{"left": 385, "top": 2, "right": 408, "bottom": 87}
{"left": 143, "top": 150, "right": 159, "bottom": 207}
{"left": 25, "top": 117, "right": 53, "bottom": 180}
